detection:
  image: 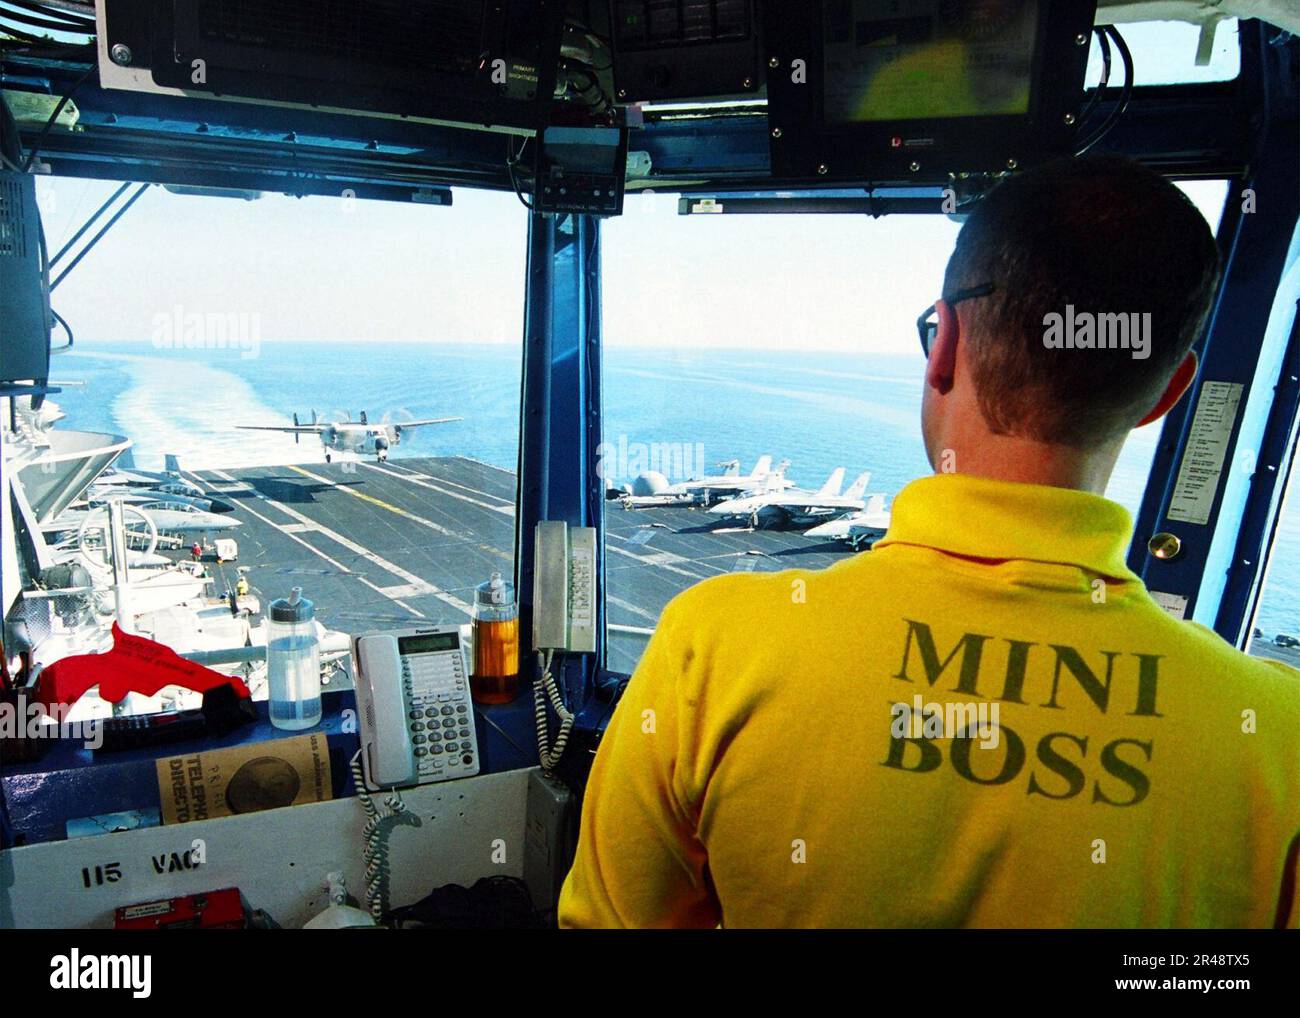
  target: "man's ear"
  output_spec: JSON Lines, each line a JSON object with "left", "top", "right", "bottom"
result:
{"left": 1137, "top": 351, "right": 1199, "bottom": 427}
{"left": 924, "top": 299, "right": 960, "bottom": 396}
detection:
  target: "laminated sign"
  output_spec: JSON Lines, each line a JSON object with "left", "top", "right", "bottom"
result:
{"left": 155, "top": 733, "right": 331, "bottom": 824}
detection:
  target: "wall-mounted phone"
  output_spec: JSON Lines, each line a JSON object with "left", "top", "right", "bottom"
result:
{"left": 351, "top": 626, "right": 480, "bottom": 791}
{"left": 532, "top": 521, "right": 597, "bottom": 653}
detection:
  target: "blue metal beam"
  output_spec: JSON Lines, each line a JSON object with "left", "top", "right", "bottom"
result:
{"left": 515, "top": 212, "right": 605, "bottom": 715}
{"left": 1125, "top": 109, "right": 1300, "bottom": 633}
{"left": 1218, "top": 294, "right": 1300, "bottom": 640}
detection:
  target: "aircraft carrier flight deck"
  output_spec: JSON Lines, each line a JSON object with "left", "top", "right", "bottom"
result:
{"left": 186, "top": 456, "right": 855, "bottom": 675}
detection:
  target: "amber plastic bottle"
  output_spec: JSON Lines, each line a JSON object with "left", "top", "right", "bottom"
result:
{"left": 471, "top": 572, "right": 520, "bottom": 704}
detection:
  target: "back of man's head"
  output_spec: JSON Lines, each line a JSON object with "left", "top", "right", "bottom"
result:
{"left": 943, "top": 156, "right": 1221, "bottom": 448}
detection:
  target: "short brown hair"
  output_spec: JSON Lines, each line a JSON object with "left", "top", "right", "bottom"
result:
{"left": 943, "top": 156, "right": 1221, "bottom": 447}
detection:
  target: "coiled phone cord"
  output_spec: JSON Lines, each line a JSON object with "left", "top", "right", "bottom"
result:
{"left": 350, "top": 749, "right": 411, "bottom": 921}
{"left": 534, "top": 649, "right": 574, "bottom": 774}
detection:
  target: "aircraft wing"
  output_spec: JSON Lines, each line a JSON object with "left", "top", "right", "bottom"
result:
{"left": 748, "top": 500, "right": 796, "bottom": 520}
{"left": 392, "top": 417, "right": 463, "bottom": 428}
{"left": 235, "top": 424, "right": 330, "bottom": 433}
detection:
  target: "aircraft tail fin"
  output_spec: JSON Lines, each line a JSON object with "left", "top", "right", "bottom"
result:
{"left": 164, "top": 454, "right": 182, "bottom": 476}
{"left": 864, "top": 494, "right": 886, "bottom": 515}
{"left": 773, "top": 458, "right": 791, "bottom": 478}
{"left": 361, "top": 410, "right": 368, "bottom": 425}
{"left": 749, "top": 455, "right": 773, "bottom": 478}
{"left": 717, "top": 459, "right": 740, "bottom": 477}
{"left": 817, "top": 467, "right": 846, "bottom": 497}
{"left": 845, "top": 472, "right": 871, "bottom": 499}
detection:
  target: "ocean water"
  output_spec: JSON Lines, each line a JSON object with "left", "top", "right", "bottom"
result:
{"left": 48, "top": 339, "right": 1298, "bottom": 637}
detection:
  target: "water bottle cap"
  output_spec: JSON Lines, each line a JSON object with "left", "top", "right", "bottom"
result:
{"left": 269, "top": 586, "right": 315, "bottom": 622}
{"left": 475, "top": 571, "right": 514, "bottom": 607}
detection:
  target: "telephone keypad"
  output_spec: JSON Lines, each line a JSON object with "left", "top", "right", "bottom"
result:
{"left": 401, "top": 643, "right": 478, "bottom": 782}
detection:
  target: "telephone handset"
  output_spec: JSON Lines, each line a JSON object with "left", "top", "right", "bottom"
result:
{"left": 531, "top": 522, "right": 595, "bottom": 771}
{"left": 351, "top": 626, "right": 480, "bottom": 791}
{"left": 532, "top": 521, "right": 597, "bottom": 653}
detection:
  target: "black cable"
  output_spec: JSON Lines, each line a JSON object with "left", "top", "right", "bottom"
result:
{"left": 508, "top": 160, "right": 533, "bottom": 210}
{"left": 562, "top": 23, "right": 614, "bottom": 72}
{"left": 565, "top": 65, "right": 609, "bottom": 112}
{"left": 1094, "top": 26, "right": 1134, "bottom": 142}
{"left": 21, "top": 61, "right": 94, "bottom": 170}
{"left": 507, "top": 134, "right": 534, "bottom": 211}
{"left": 0, "top": 16, "right": 93, "bottom": 38}
{"left": 50, "top": 181, "right": 149, "bottom": 290}
{"left": 0, "top": 4, "right": 95, "bottom": 33}
{"left": 0, "top": 28, "right": 95, "bottom": 58}
{"left": 1077, "top": 27, "right": 1112, "bottom": 128}
{"left": 3, "top": 1, "right": 95, "bottom": 27}
{"left": 1075, "top": 25, "right": 1133, "bottom": 156}
{"left": 51, "top": 180, "right": 131, "bottom": 266}
{"left": 0, "top": 19, "right": 44, "bottom": 44}
{"left": 50, "top": 306, "right": 73, "bottom": 351}
{"left": 34, "top": 0, "right": 94, "bottom": 13}
{"left": 1, "top": 12, "right": 78, "bottom": 35}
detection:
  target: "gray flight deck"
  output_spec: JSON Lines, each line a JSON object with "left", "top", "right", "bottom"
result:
{"left": 184, "top": 456, "right": 858, "bottom": 674}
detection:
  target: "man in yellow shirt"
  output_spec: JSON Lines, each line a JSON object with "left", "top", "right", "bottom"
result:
{"left": 558, "top": 156, "right": 1300, "bottom": 928}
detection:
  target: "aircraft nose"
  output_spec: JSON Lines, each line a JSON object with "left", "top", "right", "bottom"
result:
{"left": 375, "top": 435, "right": 389, "bottom": 451}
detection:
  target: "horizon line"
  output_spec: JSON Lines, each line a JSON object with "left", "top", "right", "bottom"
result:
{"left": 69, "top": 337, "right": 920, "bottom": 355}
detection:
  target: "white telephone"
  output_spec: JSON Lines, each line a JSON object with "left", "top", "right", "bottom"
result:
{"left": 351, "top": 626, "right": 480, "bottom": 791}
{"left": 532, "top": 520, "right": 597, "bottom": 653}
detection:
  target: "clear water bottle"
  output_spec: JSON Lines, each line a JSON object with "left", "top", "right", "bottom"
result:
{"left": 267, "top": 587, "right": 321, "bottom": 730}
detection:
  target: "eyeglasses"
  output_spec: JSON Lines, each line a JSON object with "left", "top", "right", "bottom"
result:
{"left": 916, "top": 283, "right": 996, "bottom": 357}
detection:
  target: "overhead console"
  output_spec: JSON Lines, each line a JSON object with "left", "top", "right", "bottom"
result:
{"left": 84, "top": 0, "right": 1133, "bottom": 207}
{"left": 761, "top": 0, "right": 1098, "bottom": 185}
{"left": 96, "top": 0, "right": 566, "bottom": 134}
{"left": 606, "top": 0, "right": 765, "bottom": 103}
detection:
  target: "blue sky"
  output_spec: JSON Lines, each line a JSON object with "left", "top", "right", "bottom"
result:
{"left": 35, "top": 174, "right": 1230, "bottom": 354}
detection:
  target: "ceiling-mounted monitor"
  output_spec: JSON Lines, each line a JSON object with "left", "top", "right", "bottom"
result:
{"left": 762, "top": 0, "right": 1097, "bottom": 183}
{"left": 98, "top": 0, "right": 566, "bottom": 135}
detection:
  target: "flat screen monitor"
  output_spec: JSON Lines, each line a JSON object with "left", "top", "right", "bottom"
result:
{"left": 763, "top": 0, "right": 1097, "bottom": 183}
{"left": 823, "top": 1, "right": 1040, "bottom": 124}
